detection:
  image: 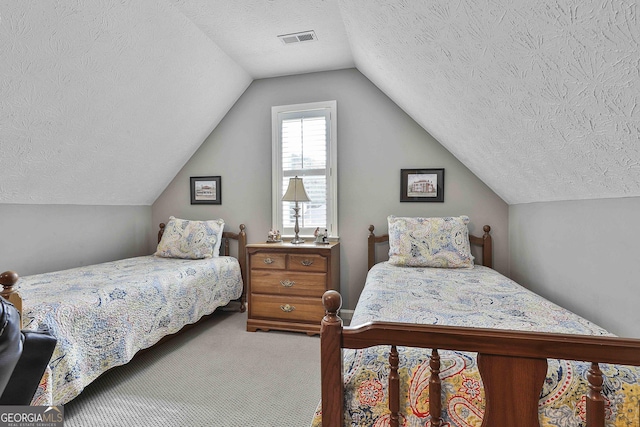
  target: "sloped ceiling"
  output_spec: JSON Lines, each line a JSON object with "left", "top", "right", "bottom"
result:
{"left": 0, "top": 0, "right": 252, "bottom": 205}
{"left": 1, "top": 0, "right": 638, "bottom": 205}
{"left": 340, "top": 0, "right": 640, "bottom": 204}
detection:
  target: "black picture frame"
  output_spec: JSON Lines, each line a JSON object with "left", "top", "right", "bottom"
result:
{"left": 400, "top": 168, "right": 444, "bottom": 202}
{"left": 190, "top": 176, "right": 221, "bottom": 205}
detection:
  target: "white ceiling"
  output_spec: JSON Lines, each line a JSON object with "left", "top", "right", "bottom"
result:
{"left": 1, "top": 0, "right": 638, "bottom": 205}
{"left": 169, "top": 0, "right": 354, "bottom": 79}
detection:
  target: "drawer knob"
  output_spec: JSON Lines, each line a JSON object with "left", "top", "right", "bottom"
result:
{"left": 263, "top": 258, "right": 274, "bottom": 265}
{"left": 301, "top": 259, "right": 314, "bottom": 266}
{"left": 280, "top": 304, "right": 295, "bottom": 313}
{"left": 280, "top": 279, "right": 295, "bottom": 287}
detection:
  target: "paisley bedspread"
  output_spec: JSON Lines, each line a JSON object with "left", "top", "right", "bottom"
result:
{"left": 19, "top": 255, "right": 243, "bottom": 406}
{"left": 311, "top": 262, "right": 640, "bottom": 426}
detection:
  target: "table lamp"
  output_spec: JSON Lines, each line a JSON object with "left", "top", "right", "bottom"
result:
{"left": 282, "top": 176, "right": 310, "bottom": 244}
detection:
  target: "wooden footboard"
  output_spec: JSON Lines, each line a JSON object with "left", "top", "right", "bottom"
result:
{"left": 321, "top": 290, "right": 640, "bottom": 427}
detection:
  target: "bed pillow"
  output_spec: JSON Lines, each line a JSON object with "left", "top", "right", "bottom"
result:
{"left": 155, "top": 216, "right": 225, "bottom": 259}
{"left": 387, "top": 215, "right": 474, "bottom": 268}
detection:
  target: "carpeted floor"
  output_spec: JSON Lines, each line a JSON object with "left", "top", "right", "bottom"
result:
{"left": 63, "top": 310, "right": 321, "bottom": 427}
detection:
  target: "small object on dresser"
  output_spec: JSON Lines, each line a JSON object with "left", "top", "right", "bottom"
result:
{"left": 315, "top": 228, "right": 330, "bottom": 244}
{"left": 266, "top": 229, "right": 281, "bottom": 243}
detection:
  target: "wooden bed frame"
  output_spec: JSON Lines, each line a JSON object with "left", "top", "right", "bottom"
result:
{"left": 320, "top": 224, "right": 640, "bottom": 427}
{"left": 1, "top": 222, "right": 248, "bottom": 328}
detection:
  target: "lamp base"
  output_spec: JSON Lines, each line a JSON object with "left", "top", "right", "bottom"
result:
{"left": 289, "top": 203, "right": 305, "bottom": 244}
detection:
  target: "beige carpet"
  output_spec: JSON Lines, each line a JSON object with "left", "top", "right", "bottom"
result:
{"left": 63, "top": 310, "right": 321, "bottom": 427}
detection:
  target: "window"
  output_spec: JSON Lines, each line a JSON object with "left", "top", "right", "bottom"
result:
{"left": 272, "top": 101, "right": 338, "bottom": 238}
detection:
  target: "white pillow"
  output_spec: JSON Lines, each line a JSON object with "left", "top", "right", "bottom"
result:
{"left": 155, "top": 216, "right": 225, "bottom": 259}
{"left": 387, "top": 215, "right": 474, "bottom": 268}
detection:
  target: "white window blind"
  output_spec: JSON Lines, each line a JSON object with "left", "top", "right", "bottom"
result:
{"left": 272, "top": 101, "right": 338, "bottom": 238}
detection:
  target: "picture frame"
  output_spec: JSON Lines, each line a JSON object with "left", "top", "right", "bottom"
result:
{"left": 190, "top": 176, "right": 221, "bottom": 205}
{"left": 400, "top": 168, "right": 444, "bottom": 202}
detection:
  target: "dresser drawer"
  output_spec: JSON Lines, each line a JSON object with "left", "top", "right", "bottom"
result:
{"left": 250, "top": 252, "right": 286, "bottom": 269}
{"left": 251, "top": 271, "right": 327, "bottom": 297}
{"left": 288, "top": 253, "right": 327, "bottom": 272}
{"left": 250, "top": 294, "right": 325, "bottom": 323}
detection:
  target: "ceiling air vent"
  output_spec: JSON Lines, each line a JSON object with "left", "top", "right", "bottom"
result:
{"left": 278, "top": 30, "right": 317, "bottom": 45}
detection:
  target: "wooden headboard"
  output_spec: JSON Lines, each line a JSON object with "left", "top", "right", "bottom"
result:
{"left": 367, "top": 224, "right": 493, "bottom": 270}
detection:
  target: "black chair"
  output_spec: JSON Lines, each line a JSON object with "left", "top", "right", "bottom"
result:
{"left": 0, "top": 296, "right": 57, "bottom": 405}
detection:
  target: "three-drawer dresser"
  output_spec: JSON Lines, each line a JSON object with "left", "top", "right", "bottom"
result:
{"left": 246, "top": 241, "right": 340, "bottom": 335}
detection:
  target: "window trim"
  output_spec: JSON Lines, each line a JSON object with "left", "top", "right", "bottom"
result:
{"left": 271, "top": 100, "right": 338, "bottom": 238}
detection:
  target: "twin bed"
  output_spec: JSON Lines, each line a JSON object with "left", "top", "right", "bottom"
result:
{"left": 0, "top": 217, "right": 247, "bottom": 406}
{"left": 315, "top": 216, "right": 640, "bottom": 427}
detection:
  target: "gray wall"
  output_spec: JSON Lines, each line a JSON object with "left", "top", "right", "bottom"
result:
{"left": 152, "top": 69, "right": 509, "bottom": 309}
{"left": 510, "top": 198, "right": 640, "bottom": 338}
{"left": 0, "top": 204, "right": 152, "bottom": 276}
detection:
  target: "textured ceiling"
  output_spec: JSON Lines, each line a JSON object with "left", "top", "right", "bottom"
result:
{"left": 1, "top": 0, "right": 639, "bottom": 205}
{"left": 0, "top": 0, "right": 251, "bottom": 205}
{"left": 340, "top": 0, "right": 640, "bottom": 204}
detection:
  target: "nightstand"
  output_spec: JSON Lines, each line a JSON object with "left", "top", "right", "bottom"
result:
{"left": 246, "top": 241, "right": 340, "bottom": 335}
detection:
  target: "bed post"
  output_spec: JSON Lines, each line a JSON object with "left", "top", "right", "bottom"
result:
{"left": 482, "top": 225, "right": 492, "bottom": 268}
{"left": 158, "top": 223, "right": 166, "bottom": 244}
{"left": 321, "top": 290, "right": 344, "bottom": 427}
{"left": 586, "top": 362, "right": 605, "bottom": 427}
{"left": 368, "top": 225, "right": 376, "bottom": 271}
{"left": 220, "top": 224, "right": 247, "bottom": 312}
{"left": 0, "top": 271, "right": 22, "bottom": 328}
{"left": 237, "top": 224, "right": 247, "bottom": 312}
{"left": 368, "top": 225, "right": 390, "bottom": 271}
{"left": 429, "top": 349, "right": 443, "bottom": 426}
{"left": 389, "top": 345, "right": 400, "bottom": 427}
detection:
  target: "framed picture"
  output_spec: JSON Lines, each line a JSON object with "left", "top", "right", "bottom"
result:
{"left": 400, "top": 168, "right": 444, "bottom": 202}
{"left": 190, "top": 176, "right": 221, "bottom": 205}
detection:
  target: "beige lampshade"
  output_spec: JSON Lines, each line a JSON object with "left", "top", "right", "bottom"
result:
{"left": 282, "top": 176, "right": 311, "bottom": 202}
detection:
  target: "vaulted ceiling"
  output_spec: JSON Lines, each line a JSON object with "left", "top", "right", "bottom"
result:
{"left": 1, "top": 0, "right": 638, "bottom": 205}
